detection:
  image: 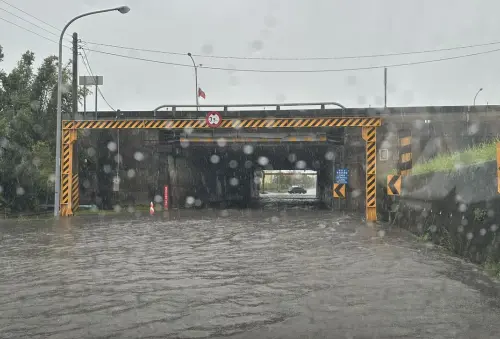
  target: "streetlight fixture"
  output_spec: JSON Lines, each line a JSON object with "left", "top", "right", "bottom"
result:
{"left": 54, "top": 6, "right": 130, "bottom": 217}
{"left": 473, "top": 87, "right": 483, "bottom": 106}
{"left": 187, "top": 52, "right": 200, "bottom": 111}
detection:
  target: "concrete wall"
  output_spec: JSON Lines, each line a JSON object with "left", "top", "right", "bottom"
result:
{"left": 388, "top": 161, "right": 500, "bottom": 265}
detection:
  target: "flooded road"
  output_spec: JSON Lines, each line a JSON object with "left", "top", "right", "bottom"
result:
{"left": 1, "top": 196, "right": 500, "bottom": 338}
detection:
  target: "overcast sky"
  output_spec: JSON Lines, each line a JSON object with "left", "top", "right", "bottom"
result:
{"left": 1, "top": 0, "right": 499, "bottom": 111}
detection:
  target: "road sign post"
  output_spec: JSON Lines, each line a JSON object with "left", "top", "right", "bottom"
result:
{"left": 79, "top": 75, "right": 103, "bottom": 119}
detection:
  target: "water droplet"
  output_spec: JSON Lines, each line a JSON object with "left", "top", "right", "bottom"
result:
{"left": 210, "top": 154, "right": 220, "bottom": 164}
{"left": 480, "top": 228, "right": 487, "bottom": 236}
{"left": 258, "top": 156, "right": 269, "bottom": 166}
{"left": 86, "top": 147, "right": 96, "bottom": 157}
{"left": 48, "top": 174, "right": 55, "bottom": 183}
{"left": 83, "top": 179, "right": 91, "bottom": 189}
{"left": 229, "top": 160, "right": 238, "bottom": 169}
{"left": 378, "top": 230, "right": 386, "bottom": 237}
{"left": 243, "top": 145, "right": 254, "bottom": 154}
{"left": 107, "top": 141, "right": 117, "bottom": 152}
{"left": 229, "top": 76, "right": 239, "bottom": 86}
{"left": 325, "top": 151, "right": 335, "bottom": 161}
{"left": 264, "top": 15, "right": 276, "bottom": 27}
{"left": 134, "top": 152, "right": 145, "bottom": 161}
{"left": 271, "top": 216, "right": 280, "bottom": 223}
{"left": 466, "top": 232, "right": 474, "bottom": 240}
{"left": 16, "top": 187, "right": 25, "bottom": 196}
{"left": 251, "top": 40, "right": 263, "bottom": 51}
{"left": 180, "top": 139, "right": 190, "bottom": 148}
{"left": 220, "top": 209, "right": 229, "bottom": 217}
{"left": 352, "top": 189, "right": 362, "bottom": 198}
{"left": 229, "top": 177, "right": 239, "bottom": 186}
{"left": 288, "top": 153, "right": 297, "bottom": 162}
{"left": 245, "top": 160, "right": 253, "bottom": 169}
{"left": 201, "top": 44, "right": 214, "bottom": 54}
{"left": 458, "top": 204, "right": 467, "bottom": 212}
{"left": 490, "top": 224, "right": 498, "bottom": 232}
{"left": 113, "top": 205, "right": 122, "bottom": 213}
{"left": 430, "top": 225, "right": 437, "bottom": 233}
{"left": 468, "top": 123, "right": 479, "bottom": 135}
{"left": 458, "top": 225, "right": 464, "bottom": 233}
{"left": 186, "top": 196, "right": 195, "bottom": 205}
{"left": 295, "top": 160, "right": 306, "bottom": 169}
{"left": 217, "top": 138, "right": 227, "bottom": 147}
{"left": 127, "top": 169, "right": 136, "bottom": 178}
{"left": 276, "top": 93, "right": 286, "bottom": 103}
{"left": 346, "top": 75, "right": 357, "bottom": 86}
{"left": 114, "top": 154, "right": 122, "bottom": 163}
{"left": 103, "top": 164, "right": 112, "bottom": 174}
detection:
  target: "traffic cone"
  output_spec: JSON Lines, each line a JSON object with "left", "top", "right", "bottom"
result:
{"left": 149, "top": 202, "right": 155, "bottom": 215}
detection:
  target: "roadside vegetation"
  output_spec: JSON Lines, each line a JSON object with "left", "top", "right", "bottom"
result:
{"left": 0, "top": 45, "right": 85, "bottom": 216}
{"left": 391, "top": 140, "right": 498, "bottom": 175}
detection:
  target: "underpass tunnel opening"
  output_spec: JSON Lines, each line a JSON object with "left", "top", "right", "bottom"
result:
{"left": 73, "top": 124, "right": 371, "bottom": 215}
{"left": 168, "top": 134, "right": 348, "bottom": 210}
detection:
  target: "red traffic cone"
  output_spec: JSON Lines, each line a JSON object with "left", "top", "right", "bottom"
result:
{"left": 149, "top": 202, "right": 155, "bottom": 215}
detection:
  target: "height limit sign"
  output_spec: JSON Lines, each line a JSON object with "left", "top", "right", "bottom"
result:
{"left": 206, "top": 111, "right": 222, "bottom": 128}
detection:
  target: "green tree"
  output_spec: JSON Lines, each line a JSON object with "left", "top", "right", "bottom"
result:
{"left": 0, "top": 47, "right": 75, "bottom": 213}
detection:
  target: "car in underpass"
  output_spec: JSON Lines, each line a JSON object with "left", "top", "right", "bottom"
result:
{"left": 288, "top": 186, "right": 307, "bottom": 194}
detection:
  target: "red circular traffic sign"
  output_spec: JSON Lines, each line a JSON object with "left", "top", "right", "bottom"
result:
{"left": 206, "top": 111, "right": 222, "bottom": 128}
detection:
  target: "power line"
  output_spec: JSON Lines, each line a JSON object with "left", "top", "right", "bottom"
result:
{"left": 82, "top": 40, "right": 500, "bottom": 61}
{"left": 0, "top": 7, "right": 57, "bottom": 37}
{"left": 81, "top": 46, "right": 500, "bottom": 73}
{"left": 0, "top": 0, "right": 72, "bottom": 39}
{"left": 81, "top": 48, "right": 116, "bottom": 111}
{"left": 0, "top": 0, "right": 59, "bottom": 31}
{"left": 0, "top": 16, "right": 71, "bottom": 49}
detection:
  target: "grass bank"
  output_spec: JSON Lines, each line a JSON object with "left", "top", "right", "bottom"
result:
{"left": 390, "top": 140, "right": 498, "bottom": 175}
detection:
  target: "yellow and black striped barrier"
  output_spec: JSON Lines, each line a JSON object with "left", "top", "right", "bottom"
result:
{"left": 398, "top": 129, "right": 412, "bottom": 176}
{"left": 63, "top": 117, "right": 381, "bottom": 130}
{"left": 60, "top": 115, "right": 382, "bottom": 221}
{"left": 362, "top": 126, "right": 377, "bottom": 222}
{"left": 60, "top": 129, "right": 77, "bottom": 216}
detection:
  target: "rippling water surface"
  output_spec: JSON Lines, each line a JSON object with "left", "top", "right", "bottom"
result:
{"left": 1, "top": 197, "right": 500, "bottom": 338}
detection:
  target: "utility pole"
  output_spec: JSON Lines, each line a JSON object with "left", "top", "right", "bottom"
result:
{"left": 72, "top": 33, "right": 78, "bottom": 118}
{"left": 384, "top": 67, "right": 387, "bottom": 108}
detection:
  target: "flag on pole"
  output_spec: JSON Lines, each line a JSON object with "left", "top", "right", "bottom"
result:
{"left": 198, "top": 87, "right": 206, "bottom": 99}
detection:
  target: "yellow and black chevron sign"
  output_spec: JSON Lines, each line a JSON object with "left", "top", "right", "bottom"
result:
{"left": 63, "top": 117, "right": 381, "bottom": 130}
{"left": 333, "top": 183, "right": 346, "bottom": 198}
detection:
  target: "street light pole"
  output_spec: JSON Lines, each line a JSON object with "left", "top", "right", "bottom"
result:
{"left": 473, "top": 87, "right": 483, "bottom": 106}
{"left": 187, "top": 53, "right": 199, "bottom": 111}
{"left": 54, "top": 5, "right": 130, "bottom": 217}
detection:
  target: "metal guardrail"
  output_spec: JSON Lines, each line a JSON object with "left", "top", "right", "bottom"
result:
{"left": 152, "top": 102, "right": 346, "bottom": 114}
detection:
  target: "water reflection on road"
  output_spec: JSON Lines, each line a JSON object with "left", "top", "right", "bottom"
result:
{"left": 1, "top": 197, "right": 500, "bottom": 338}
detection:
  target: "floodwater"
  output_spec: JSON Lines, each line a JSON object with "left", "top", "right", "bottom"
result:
{"left": 1, "top": 195, "right": 500, "bottom": 338}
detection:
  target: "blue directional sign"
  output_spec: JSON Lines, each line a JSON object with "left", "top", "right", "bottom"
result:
{"left": 335, "top": 168, "right": 349, "bottom": 184}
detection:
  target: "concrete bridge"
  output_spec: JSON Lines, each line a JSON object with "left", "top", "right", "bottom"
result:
{"left": 66, "top": 104, "right": 500, "bottom": 218}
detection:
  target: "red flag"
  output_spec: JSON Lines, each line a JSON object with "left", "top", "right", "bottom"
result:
{"left": 198, "top": 87, "right": 206, "bottom": 99}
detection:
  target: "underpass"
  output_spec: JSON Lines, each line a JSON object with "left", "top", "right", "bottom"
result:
{"left": 68, "top": 103, "right": 379, "bottom": 220}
